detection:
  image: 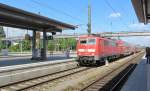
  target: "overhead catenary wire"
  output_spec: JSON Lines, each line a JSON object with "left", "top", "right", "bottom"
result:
{"left": 65, "top": 0, "right": 88, "bottom": 17}
{"left": 117, "top": 2, "right": 135, "bottom": 26}
{"left": 104, "top": 0, "right": 117, "bottom": 13}
{"left": 30, "top": 0, "right": 90, "bottom": 32}
{"left": 63, "top": 0, "right": 97, "bottom": 34}
{"left": 103, "top": 0, "right": 129, "bottom": 28}
{"left": 30, "top": 0, "right": 84, "bottom": 24}
{"left": 30, "top": 0, "right": 103, "bottom": 33}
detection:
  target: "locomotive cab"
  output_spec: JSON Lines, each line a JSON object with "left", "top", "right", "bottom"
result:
{"left": 77, "top": 36, "right": 99, "bottom": 65}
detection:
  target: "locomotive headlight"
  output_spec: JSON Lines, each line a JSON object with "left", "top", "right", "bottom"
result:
{"left": 78, "top": 49, "right": 85, "bottom": 52}
{"left": 88, "top": 49, "right": 96, "bottom": 52}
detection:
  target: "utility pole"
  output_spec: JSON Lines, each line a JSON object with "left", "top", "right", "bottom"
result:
{"left": 87, "top": 0, "right": 91, "bottom": 35}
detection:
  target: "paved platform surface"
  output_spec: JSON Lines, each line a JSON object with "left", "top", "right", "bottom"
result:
{"left": 121, "top": 57, "right": 148, "bottom": 91}
{"left": 0, "top": 54, "right": 76, "bottom": 67}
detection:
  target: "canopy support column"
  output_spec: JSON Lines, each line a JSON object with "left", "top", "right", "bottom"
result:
{"left": 41, "top": 30, "right": 47, "bottom": 60}
{"left": 31, "top": 30, "right": 37, "bottom": 60}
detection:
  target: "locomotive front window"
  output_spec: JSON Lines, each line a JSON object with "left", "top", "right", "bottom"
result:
{"left": 80, "top": 40, "right": 87, "bottom": 44}
{"left": 88, "top": 39, "right": 95, "bottom": 44}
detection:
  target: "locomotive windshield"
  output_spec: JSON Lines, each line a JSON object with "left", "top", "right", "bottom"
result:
{"left": 88, "top": 38, "right": 95, "bottom": 44}
{"left": 80, "top": 38, "right": 95, "bottom": 45}
{"left": 80, "top": 39, "right": 87, "bottom": 44}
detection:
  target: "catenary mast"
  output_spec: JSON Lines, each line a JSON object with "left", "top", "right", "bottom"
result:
{"left": 87, "top": 0, "right": 92, "bottom": 35}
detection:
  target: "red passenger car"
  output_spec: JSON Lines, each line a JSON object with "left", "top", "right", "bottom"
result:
{"left": 116, "top": 40, "right": 127, "bottom": 56}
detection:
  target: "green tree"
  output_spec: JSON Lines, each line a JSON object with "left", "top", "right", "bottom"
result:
{"left": 9, "top": 44, "right": 20, "bottom": 52}
{"left": 48, "top": 40, "right": 55, "bottom": 51}
{"left": 0, "top": 26, "right": 6, "bottom": 50}
{"left": 58, "top": 38, "right": 77, "bottom": 51}
{"left": 22, "top": 40, "right": 31, "bottom": 51}
{"left": 67, "top": 38, "right": 77, "bottom": 50}
{"left": 48, "top": 38, "right": 77, "bottom": 52}
{"left": 0, "top": 26, "right": 5, "bottom": 38}
{"left": 59, "top": 38, "right": 67, "bottom": 51}
{"left": 0, "top": 41, "right": 6, "bottom": 50}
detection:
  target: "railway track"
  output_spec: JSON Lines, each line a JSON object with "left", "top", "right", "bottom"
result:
{"left": 81, "top": 52, "right": 143, "bottom": 91}
{"left": 0, "top": 59, "right": 78, "bottom": 88}
{"left": 26, "top": 52, "right": 143, "bottom": 91}
{"left": 0, "top": 52, "right": 143, "bottom": 91}
{"left": 0, "top": 67, "right": 90, "bottom": 91}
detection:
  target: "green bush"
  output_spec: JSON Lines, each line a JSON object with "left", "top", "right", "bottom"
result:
{"left": 0, "top": 40, "right": 6, "bottom": 51}
{"left": 47, "top": 38, "right": 77, "bottom": 51}
{"left": 22, "top": 40, "right": 31, "bottom": 51}
{"left": 9, "top": 44, "right": 20, "bottom": 52}
{"left": 48, "top": 40, "right": 55, "bottom": 51}
{"left": 8, "top": 40, "right": 31, "bottom": 52}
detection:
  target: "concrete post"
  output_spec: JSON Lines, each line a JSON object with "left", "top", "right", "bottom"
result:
{"left": 105, "top": 58, "right": 109, "bottom": 66}
{"left": 31, "top": 30, "right": 36, "bottom": 59}
{"left": 41, "top": 30, "right": 47, "bottom": 60}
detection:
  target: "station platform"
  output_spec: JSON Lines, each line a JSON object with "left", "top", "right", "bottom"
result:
{"left": 0, "top": 53, "right": 76, "bottom": 67}
{"left": 121, "top": 57, "right": 148, "bottom": 91}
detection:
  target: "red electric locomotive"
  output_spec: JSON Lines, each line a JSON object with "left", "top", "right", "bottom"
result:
{"left": 77, "top": 35, "right": 138, "bottom": 65}
{"left": 77, "top": 35, "right": 120, "bottom": 65}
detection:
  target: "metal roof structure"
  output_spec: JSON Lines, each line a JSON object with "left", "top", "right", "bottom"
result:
{"left": 0, "top": 3, "right": 76, "bottom": 32}
{"left": 3, "top": 32, "right": 150, "bottom": 40}
{"left": 132, "top": 0, "right": 149, "bottom": 24}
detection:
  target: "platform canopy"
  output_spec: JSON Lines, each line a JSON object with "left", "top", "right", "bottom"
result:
{"left": 132, "top": 0, "right": 150, "bottom": 24}
{"left": 0, "top": 3, "right": 76, "bottom": 32}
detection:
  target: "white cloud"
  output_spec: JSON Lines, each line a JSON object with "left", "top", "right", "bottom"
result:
{"left": 128, "top": 23, "right": 150, "bottom": 31}
{"left": 109, "top": 12, "right": 121, "bottom": 18}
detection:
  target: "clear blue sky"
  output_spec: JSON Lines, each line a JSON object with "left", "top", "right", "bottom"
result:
{"left": 1, "top": 0, "right": 150, "bottom": 46}
{"left": 0, "top": 0, "right": 139, "bottom": 33}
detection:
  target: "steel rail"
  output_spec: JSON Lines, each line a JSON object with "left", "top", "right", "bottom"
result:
{"left": 81, "top": 52, "right": 143, "bottom": 91}
{"left": 0, "top": 67, "right": 90, "bottom": 91}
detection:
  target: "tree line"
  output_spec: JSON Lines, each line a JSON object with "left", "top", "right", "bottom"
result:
{"left": 5, "top": 38, "right": 77, "bottom": 52}
{"left": 0, "top": 26, "right": 77, "bottom": 52}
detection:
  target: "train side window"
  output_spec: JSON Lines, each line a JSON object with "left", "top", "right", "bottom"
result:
{"left": 115, "top": 43, "right": 117, "bottom": 47}
{"left": 104, "top": 40, "right": 116, "bottom": 47}
{"left": 109, "top": 40, "right": 112, "bottom": 46}
{"left": 108, "top": 40, "right": 112, "bottom": 46}
{"left": 109, "top": 41, "right": 116, "bottom": 47}
{"left": 104, "top": 40, "right": 109, "bottom": 46}
{"left": 112, "top": 42, "right": 117, "bottom": 47}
